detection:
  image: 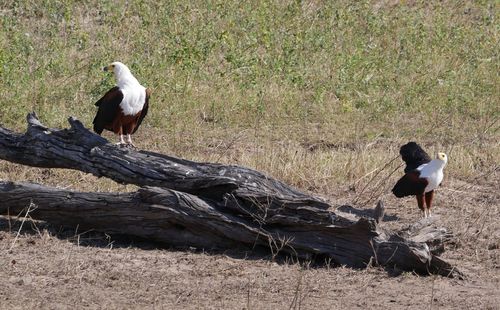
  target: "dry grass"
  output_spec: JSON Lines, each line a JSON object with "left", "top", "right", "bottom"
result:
{"left": 1, "top": 0, "right": 499, "bottom": 308}
{"left": 0, "top": 134, "right": 498, "bottom": 308}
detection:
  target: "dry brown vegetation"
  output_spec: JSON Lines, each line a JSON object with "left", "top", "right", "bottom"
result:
{"left": 1, "top": 0, "right": 499, "bottom": 308}
{"left": 1, "top": 128, "right": 498, "bottom": 309}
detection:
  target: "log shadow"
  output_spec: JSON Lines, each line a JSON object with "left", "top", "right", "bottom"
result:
{"left": 0, "top": 216, "right": 459, "bottom": 277}
{"left": 337, "top": 205, "right": 399, "bottom": 222}
{"left": 0, "top": 215, "right": 158, "bottom": 250}
{"left": 0, "top": 216, "right": 330, "bottom": 267}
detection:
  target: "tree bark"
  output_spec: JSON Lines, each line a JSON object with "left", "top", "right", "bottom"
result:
{"left": 0, "top": 113, "right": 463, "bottom": 278}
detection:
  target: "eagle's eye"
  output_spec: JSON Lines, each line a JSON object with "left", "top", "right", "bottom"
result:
{"left": 111, "top": 64, "right": 115, "bottom": 68}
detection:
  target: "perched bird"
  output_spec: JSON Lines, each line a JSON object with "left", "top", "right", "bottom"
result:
{"left": 392, "top": 142, "right": 448, "bottom": 218}
{"left": 93, "top": 62, "right": 150, "bottom": 146}
{"left": 373, "top": 200, "right": 385, "bottom": 224}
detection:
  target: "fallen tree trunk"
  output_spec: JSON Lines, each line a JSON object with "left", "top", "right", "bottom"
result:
{"left": 0, "top": 113, "right": 463, "bottom": 278}
{"left": 0, "top": 181, "right": 460, "bottom": 277}
{"left": 0, "top": 113, "right": 328, "bottom": 213}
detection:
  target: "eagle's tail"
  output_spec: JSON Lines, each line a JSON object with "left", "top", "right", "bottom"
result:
{"left": 92, "top": 114, "right": 104, "bottom": 135}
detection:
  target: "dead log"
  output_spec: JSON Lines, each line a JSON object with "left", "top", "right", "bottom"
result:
{"left": 0, "top": 113, "right": 330, "bottom": 221}
{"left": 0, "top": 113, "right": 463, "bottom": 278}
{"left": 0, "top": 181, "right": 461, "bottom": 277}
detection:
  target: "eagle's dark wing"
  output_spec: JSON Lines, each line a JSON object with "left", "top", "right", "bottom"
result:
{"left": 399, "top": 142, "right": 432, "bottom": 173}
{"left": 392, "top": 171, "right": 428, "bottom": 198}
{"left": 132, "top": 88, "right": 150, "bottom": 134}
{"left": 93, "top": 86, "right": 123, "bottom": 135}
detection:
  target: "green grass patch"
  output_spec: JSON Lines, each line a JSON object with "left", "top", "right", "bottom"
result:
{"left": 0, "top": 0, "right": 498, "bottom": 184}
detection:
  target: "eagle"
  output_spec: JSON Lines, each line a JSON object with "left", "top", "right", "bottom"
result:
{"left": 392, "top": 142, "right": 448, "bottom": 218}
{"left": 93, "top": 62, "right": 150, "bottom": 146}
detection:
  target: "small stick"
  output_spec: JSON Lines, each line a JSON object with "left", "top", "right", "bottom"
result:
{"left": 8, "top": 201, "right": 36, "bottom": 252}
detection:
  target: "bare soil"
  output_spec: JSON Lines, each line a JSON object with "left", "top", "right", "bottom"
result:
{"left": 1, "top": 174, "right": 498, "bottom": 309}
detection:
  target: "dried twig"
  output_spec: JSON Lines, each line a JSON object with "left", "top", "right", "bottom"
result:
{"left": 8, "top": 201, "right": 36, "bottom": 252}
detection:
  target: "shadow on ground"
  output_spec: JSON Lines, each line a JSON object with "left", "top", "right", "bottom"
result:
{"left": 0, "top": 215, "right": 408, "bottom": 276}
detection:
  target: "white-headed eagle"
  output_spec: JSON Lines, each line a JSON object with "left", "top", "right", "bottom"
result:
{"left": 93, "top": 62, "right": 150, "bottom": 146}
{"left": 392, "top": 142, "right": 448, "bottom": 218}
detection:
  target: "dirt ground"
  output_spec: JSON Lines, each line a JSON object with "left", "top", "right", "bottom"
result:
{"left": 1, "top": 174, "right": 498, "bottom": 310}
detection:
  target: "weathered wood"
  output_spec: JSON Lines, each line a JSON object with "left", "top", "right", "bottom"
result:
{"left": 0, "top": 113, "right": 333, "bottom": 222}
{"left": 401, "top": 216, "right": 454, "bottom": 256}
{"left": 0, "top": 181, "right": 461, "bottom": 277}
{"left": 0, "top": 113, "right": 463, "bottom": 278}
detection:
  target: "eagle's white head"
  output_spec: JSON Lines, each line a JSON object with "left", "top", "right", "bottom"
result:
{"left": 437, "top": 152, "right": 447, "bottom": 162}
{"left": 103, "top": 61, "right": 139, "bottom": 87}
{"left": 437, "top": 152, "right": 448, "bottom": 166}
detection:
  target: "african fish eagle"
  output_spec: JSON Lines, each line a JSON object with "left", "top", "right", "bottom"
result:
{"left": 93, "top": 61, "right": 150, "bottom": 146}
{"left": 392, "top": 142, "right": 448, "bottom": 218}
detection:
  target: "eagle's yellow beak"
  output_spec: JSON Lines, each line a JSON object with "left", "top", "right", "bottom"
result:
{"left": 103, "top": 65, "right": 111, "bottom": 72}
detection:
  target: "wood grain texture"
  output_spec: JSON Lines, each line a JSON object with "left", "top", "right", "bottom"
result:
{"left": 0, "top": 113, "right": 329, "bottom": 212}
{"left": 0, "top": 113, "right": 463, "bottom": 278}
